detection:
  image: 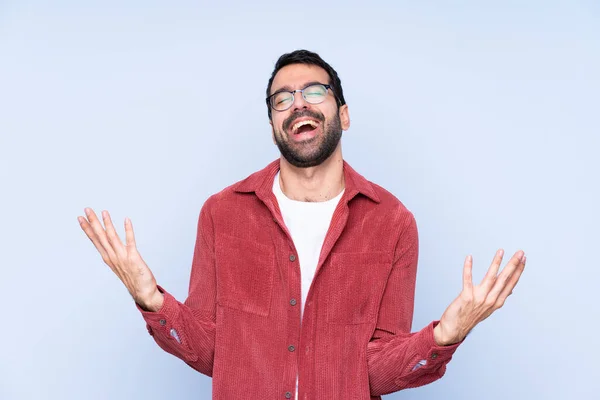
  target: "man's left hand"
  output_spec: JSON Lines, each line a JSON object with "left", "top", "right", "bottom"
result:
{"left": 433, "top": 249, "right": 526, "bottom": 346}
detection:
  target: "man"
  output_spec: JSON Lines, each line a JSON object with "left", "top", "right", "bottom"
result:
{"left": 78, "top": 50, "right": 525, "bottom": 399}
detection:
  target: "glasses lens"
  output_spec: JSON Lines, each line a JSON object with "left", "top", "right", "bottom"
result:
{"left": 272, "top": 92, "right": 294, "bottom": 111}
{"left": 303, "top": 85, "right": 327, "bottom": 104}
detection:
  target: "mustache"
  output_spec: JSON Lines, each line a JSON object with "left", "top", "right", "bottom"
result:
{"left": 283, "top": 110, "right": 325, "bottom": 131}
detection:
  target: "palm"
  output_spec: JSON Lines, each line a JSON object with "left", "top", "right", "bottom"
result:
{"left": 78, "top": 208, "right": 160, "bottom": 309}
{"left": 436, "top": 249, "right": 526, "bottom": 345}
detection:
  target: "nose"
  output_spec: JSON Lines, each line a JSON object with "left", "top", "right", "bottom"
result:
{"left": 291, "top": 90, "right": 309, "bottom": 112}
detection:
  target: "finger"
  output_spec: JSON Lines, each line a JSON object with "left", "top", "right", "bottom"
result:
{"left": 102, "top": 210, "right": 126, "bottom": 257}
{"left": 78, "top": 214, "right": 113, "bottom": 267}
{"left": 83, "top": 208, "right": 118, "bottom": 263}
{"left": 124, "top": 217, "right": 137, "bottom": 250}
{"left": 480, "top": 249, "right": 504, "bottom": 289}
{"left": 487, "top": 250, "right": 525, "bottom": 302}
{"left": 494, "top": 255, "right": 526, "bottom": 308}
{"left": 462, "top": 254, "right": 473, "bottom": 292}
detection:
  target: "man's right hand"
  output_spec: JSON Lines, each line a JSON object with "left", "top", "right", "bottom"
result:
{"left": 78, "top": 208, "right": 164, "bottom": 312}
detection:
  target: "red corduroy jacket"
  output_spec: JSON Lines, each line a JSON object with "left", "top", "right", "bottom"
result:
{"left": 138, "top": 159, "right": 462, "bottom": 399}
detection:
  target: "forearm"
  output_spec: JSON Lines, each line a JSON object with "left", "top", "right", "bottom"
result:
{"left": 138, "top": 286, "right": 216, "bottom": 376}
{"left": 367, "top": 321, "right": 462, "bottom": 396}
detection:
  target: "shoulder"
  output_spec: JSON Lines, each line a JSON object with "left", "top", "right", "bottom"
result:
{"left": 200, "top": 161, "right": 275, "bottom": 213}
{"left": 348, "top": 161, "right": 415, "bottom": 222}
{"left": 367, "top": 180, "right": 417, "bottom": 232}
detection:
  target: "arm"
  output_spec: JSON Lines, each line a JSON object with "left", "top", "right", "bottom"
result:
{"left": 137, "top": 202, "right": 217, "bottom": 375}
{"left": 367, "top": 212, "right": 462, "bottom": 396}
{"left": 78, "top": 203, "right": 218, "bottom": 376}
{"left": 367, "top": 211, "right": 526, "bottom": 396}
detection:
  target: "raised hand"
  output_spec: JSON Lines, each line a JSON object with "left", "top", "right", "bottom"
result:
{"left": 77, "top": 208, "right": 164, "bottom": 312}
{"left": 433, "top": 249, "right": 526, "bottom": 346}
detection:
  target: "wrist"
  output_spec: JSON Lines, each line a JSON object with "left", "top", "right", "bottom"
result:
{"left": 137, "top": 287, "right": 164, "bottom": 312}
{"left": 433, "top": 322, "right": 458, "bottom": 346}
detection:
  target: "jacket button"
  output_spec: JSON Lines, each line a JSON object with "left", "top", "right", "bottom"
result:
{"left": 159, "top": 319, "right": 166, "bottom": 326}
{"left": 431, "top": 353, "right": 438, "bottom": 359}
{"left": 288, "top": 345, "right": 295, "bottom": 352}
{"left": 289, "top": 254, "right": 296, "bottom": 262}
{"left": 290, "top": 298, "right": 297, "bottom": 306}
{"left": 285, "top": 392, "right": 292, "bottom": 398}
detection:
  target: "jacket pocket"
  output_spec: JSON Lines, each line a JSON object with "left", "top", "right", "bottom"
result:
{"left": 326, "top": 251, "right": 392, "bottom": 324}
{"left": 215, "top": 233, "right": 275, "bottom": 317}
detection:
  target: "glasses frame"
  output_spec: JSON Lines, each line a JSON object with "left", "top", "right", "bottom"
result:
{"left": 266, "top": 83, "right": 333, "bottom": 112}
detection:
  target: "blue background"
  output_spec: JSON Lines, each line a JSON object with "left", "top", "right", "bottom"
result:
{"left": 1, "top": 1, "right": 598, "bottom": 399}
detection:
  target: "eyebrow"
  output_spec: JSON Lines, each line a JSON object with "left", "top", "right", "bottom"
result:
{"left": 271, "top": 81, "right": 327, "bottom": 95}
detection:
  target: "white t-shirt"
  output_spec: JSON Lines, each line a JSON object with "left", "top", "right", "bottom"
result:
{"left": 272, "top": 170, "right": 344, "bottom": 400}
{"left": 272, "top": 171, "right": 344, "bottom": 316}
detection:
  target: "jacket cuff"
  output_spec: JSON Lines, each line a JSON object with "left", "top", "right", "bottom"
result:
{"left": 413, "top": 320, "right": 463, "bottom": 365}
{"left": 135, "top": 285, "right": 180, "bottom": 335}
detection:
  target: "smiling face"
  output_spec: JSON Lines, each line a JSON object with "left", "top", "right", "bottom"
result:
{"left": 269, "top": 63, "right": 350, "bottom": 168}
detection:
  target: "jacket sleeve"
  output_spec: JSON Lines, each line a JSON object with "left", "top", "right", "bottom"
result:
{"left": 136, "top": 200, "right": 217, "bottom": 377}
{"left": 367, "top": 211, "right": 463, "bottom": 396}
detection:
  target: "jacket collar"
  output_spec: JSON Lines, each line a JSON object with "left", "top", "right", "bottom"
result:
{"left": 233, "top": 158, "right": 380, "bottom": 204}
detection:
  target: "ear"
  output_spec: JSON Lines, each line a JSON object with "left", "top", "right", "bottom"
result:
{"left": 339, "top": 104, "right": 350, "bottom": 131}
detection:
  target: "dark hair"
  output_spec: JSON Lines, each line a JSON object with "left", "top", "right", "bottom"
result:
{"left": 265, "top": 49, "right": 346, "bottom": 120}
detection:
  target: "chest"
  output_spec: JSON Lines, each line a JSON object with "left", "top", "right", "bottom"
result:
{"left": 211, "top": 195, "right": 395, "bottom": 324}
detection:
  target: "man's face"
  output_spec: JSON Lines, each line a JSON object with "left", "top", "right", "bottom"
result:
{"left": 269, "top": 64, "right": 350, "bottom": 168}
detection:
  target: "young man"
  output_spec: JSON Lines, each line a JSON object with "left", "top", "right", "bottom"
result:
{"left": 78, "top": 50, "right": 525, "bottom": 399}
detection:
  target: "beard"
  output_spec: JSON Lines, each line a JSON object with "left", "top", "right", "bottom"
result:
{"left": 273, "top": 109, "right": 343, "bottom": 168}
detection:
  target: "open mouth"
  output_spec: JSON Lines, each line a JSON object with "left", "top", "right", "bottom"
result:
{"left": 291, "top": 119, "right": 319, "bottom": 135}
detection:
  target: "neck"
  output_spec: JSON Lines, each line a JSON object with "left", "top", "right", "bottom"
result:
{"left": 278, "top": 149, "right": 345, "bottom": 202}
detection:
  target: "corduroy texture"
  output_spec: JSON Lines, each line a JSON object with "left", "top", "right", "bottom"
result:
{"left": 138, "top": 159, "right": 462, "bottom": 399}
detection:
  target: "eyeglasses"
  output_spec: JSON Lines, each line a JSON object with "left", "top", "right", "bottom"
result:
{"left": 266, "top": 83, "right": 333, "bottom": 112}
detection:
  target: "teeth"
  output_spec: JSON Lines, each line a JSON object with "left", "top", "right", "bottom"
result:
{"left": 292, "top": 120, "right": 318, "bottom": 133}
